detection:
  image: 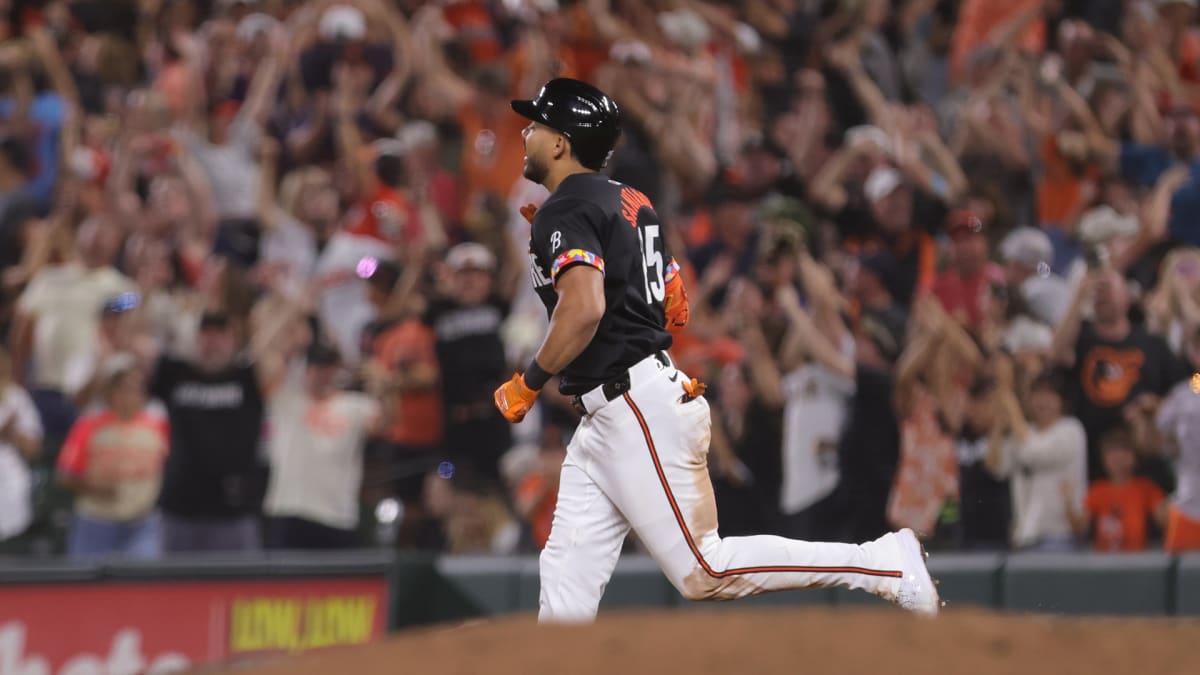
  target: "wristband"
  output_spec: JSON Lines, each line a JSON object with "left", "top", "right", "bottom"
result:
{"left": 524, "top": 359, "right": 554, "bottom": 391}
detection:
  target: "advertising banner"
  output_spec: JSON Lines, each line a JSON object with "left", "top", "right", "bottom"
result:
{"left": 0, "top": 577, "right": 388, "bottom": 674}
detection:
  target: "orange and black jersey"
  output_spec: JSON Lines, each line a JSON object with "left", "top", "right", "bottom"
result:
{"left": 528, "top": 173, "right": 675, "bottom": 395}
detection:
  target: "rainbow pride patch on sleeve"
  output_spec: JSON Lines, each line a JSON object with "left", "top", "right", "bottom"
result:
{"left": 551, "top": 249, "right": 606, "bottom": 282}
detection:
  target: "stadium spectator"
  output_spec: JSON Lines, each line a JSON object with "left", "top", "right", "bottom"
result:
{"left": 70, "top": 292, "right": 158, "bottom": 413}
{"left": 361, "top": 257, "right": 443, "bottom": 540}
{"left": 1144, "top": 247, "right": 1200, "bottom": 357}
{"left": 0, "top": 345, "right": 41, "bottom": 551}
{"left": 0, "top": 134, "right": 39, "bottom": 335}
{"left": 1156, "top": 324, "right": 1200, "bottom": 552}
{"left": 999, "top": 226, "right": 1071, "bottom": 326}
{"left": 150, "top": 305, "right": 291, "bottom": 553}
{"left": 932, "top": 210, "right": 1006, "bottom": 332}
{"left": 1051, "top": 267, "right": 1189, "bottom": 478}
{"left": 0, "top": 24, "right": 75, "bottom": 212}
{"left": 57, "top": 360, "right": 168, "bottom": 559}
{"left": 255, "top": 138, "right": 323, "bottom": 301}
{"left": 715, "top": 278, "right": 788, "bottom": 533}
{"left": 396, "top": 120, "right": 462, "bottom": 240}
{"left": 855, "top": 166, "right": 938, "bottom": 306}
{"left": 888, "top": 296, "right": 980, "bottom": 545}
{"left": 1080, "top": 426, "right": 1168, "bottom": 552}
{"left": 1010, "top": 370, "right": 1088, "bottom": 552}
{"left": 773, "top": 251, "right": 855, "bottom": 541}
{"left": 950, "top": 366, "right": 1018, "bottom": 551}
{"left": 831, "top": 251, "right": 907, "bottom": 543}
{"left": 263, "top": 341, "right": 383, "bottom": 550}
{"left": 426, "top": 242, "right": 517, "bottom": 484}
{"left": 172, "top": 15, "right": 283, "bottom": 228}
{"left": 314, "top": 123, "right": 422, "bottom": 361}
{"left": 11, "top": 217, "right": 134, "bottom": 443}
{"left": 6, "top": 0, "right": 1200, "bottom": 561}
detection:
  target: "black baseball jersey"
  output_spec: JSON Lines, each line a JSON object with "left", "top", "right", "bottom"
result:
{"left": 528, "top": 172, "right": 676, "bottom": 395}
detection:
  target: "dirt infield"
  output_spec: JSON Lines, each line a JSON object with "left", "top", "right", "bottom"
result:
{"left": 205, "top": 607, "right": 1200, "bottom": 675}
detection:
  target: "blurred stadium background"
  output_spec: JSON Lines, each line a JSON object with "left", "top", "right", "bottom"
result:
{"left": 4, "top": 0, "right": 1200, "bottom": 672}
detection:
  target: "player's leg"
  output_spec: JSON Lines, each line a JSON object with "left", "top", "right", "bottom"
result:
{"left": 589, "top": 372, "right": 936, "bottom": 614}
{"left": 538, "top": 417, "right": 632, "bottom": 623}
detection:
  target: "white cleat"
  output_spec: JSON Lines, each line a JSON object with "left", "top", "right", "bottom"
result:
{"left": 893, "top": 528, "right": 940, "bottom": 617}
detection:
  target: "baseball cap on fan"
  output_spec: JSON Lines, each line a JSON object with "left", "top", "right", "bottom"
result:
{"left": 1077, "top": 205, "right": 1138, "bottom": 245}
{"left": 319, "top": 4, "right": 367, "bottom": 42}
{"left": 371, "top": 137, "right": 407, "bottom": 159}
{"left": 396, "top": 120, "right": 438, "bottom": 153}
{"left": 864, "top": 166, "right": 904, "bottom": 203}
{"left": 101, "top": 292, "right": 141, "bottom": 317}
{"left": 236, "top": 12, "right": 279, "bottom": 42}
{"left": 446, "top": 243, "right": 496, "bottom": 272}
{"left": 1000, "top": 226, "right": 1054, "bottom": 269}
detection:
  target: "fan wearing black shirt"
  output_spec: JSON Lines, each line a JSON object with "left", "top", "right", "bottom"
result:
{"left": 1051, "top": 268, "right": 1189, "bottom": 480}
{"left": 151, "top": 307, "right": 295, "bottom": 553}
{"left": 952, "top": 375, "right": 1016, "bottom": 551}
{"left": 424, "top": 242, "right": 519, "bottom": 483}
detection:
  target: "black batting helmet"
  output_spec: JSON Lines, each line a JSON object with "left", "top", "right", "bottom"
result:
{"left": 511, "top": 78, "right": 621, "bottom": 170}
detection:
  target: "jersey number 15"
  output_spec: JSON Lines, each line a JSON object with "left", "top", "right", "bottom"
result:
{"left": 638, "top": 224, "right": 665, "bottom": 304}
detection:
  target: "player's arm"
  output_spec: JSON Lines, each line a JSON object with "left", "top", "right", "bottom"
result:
{"left": 495, "top": 202, "right": 609, "bottom": 423}
{"left": 494, "top": 266, "right": 605, "bottom": 423}
{"left": 537, "top": 266, "right": 607, "bottom": 373}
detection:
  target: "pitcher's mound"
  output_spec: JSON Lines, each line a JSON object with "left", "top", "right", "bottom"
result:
{"left": 207, "top": 607, "right": 1200, "bottom": 675}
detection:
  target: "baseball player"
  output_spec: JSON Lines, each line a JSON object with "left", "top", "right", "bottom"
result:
{"left": 494, "top": 78, "right": 940, "bottom": 623}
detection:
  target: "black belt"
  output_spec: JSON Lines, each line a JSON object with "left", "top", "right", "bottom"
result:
{"left": 571, "top": 352, "right": 671, "bottom": 416}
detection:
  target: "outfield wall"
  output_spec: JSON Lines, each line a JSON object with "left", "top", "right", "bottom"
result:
{"left": 419, "top": 552, "right": 1200, "bottom": 622}
{"left": 1, "top": 551, "right": 1198, "bottom": 671}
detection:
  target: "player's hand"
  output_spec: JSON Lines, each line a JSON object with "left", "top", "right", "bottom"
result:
{"left": 520, "top": 203, "right": 538, "bottom": 225}
{"left": 494, "top": 373, "right": 540, "bottom": 423}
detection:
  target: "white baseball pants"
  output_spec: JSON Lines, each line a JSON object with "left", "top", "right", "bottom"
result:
{"left": 538, "top": 353, "right": 908, "bottom": 623}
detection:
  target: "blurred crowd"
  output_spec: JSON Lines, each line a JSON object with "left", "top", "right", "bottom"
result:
{"left": 2, "top": 0, "right": 1200, "bottom": 561}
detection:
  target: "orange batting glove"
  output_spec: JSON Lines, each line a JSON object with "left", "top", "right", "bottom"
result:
{"left": 494, "top": 373, "right": 540, "bottom": 423}
{"left": 663, "top": 273, "right": 690, "bottom": 334}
